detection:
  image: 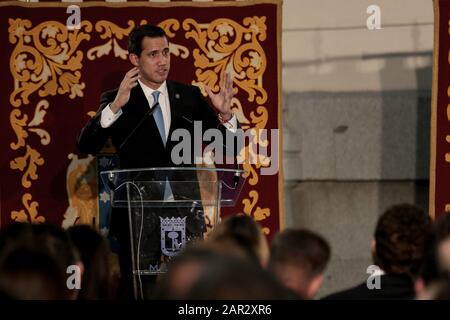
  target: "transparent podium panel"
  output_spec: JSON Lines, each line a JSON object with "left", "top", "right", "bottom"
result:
{"left": 100, "top": 167, "right": 246, "bottom": 299}
{"left": 101, "top": 167, "right": 246, "bottom": 208}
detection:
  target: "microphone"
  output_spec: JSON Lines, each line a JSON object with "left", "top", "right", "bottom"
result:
{"left": 190, "top": 200, "right": 200, "bottom": 213}
{"left": 107, "top": 171, "right": 116, "bottom": 191}
{"left": 233, "top": 170, "right": 240, "bottom": 187}
{"left": 119, "top": 103, "right": 159, "bottom": 150}
{"left": 182, "top": 115, "right": 194, "bottom": 124}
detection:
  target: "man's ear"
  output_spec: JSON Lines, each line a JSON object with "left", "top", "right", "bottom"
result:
{"left": 371, "top": 238, "right": 376, "bottom": 255}
{"left": 307, "top": 273, "right": 324, "bottom": 299}
{"left": 129, "top": 54, "right": 139, "bottom": 67}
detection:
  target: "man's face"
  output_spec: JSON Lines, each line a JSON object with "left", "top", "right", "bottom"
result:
{"left": 131, "top": 36, "right": 170, "bottom": 89}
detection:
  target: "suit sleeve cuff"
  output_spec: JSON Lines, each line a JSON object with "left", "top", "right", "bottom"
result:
{"left": 100, "top": 103, "right": 122, "bottom": 128}
{"left": 222, "top": 114, "right": 237, "bottom": 133}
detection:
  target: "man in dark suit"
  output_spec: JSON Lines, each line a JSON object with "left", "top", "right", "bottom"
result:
{"left": 268, "top": 228, "right": 331, "bottom": 299}
{"left": 322, "top": 204, "right": 431, "bottom": 300}
{"left": 77, "top": 24, "right": 237, "bottom": 299}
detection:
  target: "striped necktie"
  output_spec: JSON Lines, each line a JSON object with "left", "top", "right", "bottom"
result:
{"left": 151, "top": 90, "right": 166, "bottom": 146}
{"left": 151, "top": 90, "right": 173, "bottom": 200}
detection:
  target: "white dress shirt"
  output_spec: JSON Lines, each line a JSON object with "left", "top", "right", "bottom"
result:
{"left": 138, "top": 80, "right": 171, "bottom": 141}
{"left": 99, "top": 80, "right": 237, "bottom": 201}
{"left": 100, "top": 80, "right": 237, "bottom": 134}
{"left": 100, "top": 80, "right": 171, "bottom": 137}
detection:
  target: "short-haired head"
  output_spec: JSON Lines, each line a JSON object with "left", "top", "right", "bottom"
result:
{"left": 128, "top": 24, "right": 167, "bottom": 57}
{"left": 374, "top": 204, "right": 431, "bottom": 277}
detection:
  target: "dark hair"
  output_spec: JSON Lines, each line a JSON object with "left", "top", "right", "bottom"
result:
{"left": 128, "top": 24, "right": 167, "bottom": 56}
{"left": 30, "top": 223, "right": 80, "bottom": 269}
{"left": 417, "top": 213, "right": 450, "bottom": 285}
{"left": 185, "top": 253, "right": 298, "bottom": 300}
{"left": 429, "top": 212, "right": 450, "bottom": 276}
{"left": 374, "top": 204, "right": 431, "bottom": 277}
{"left": 434, "top": 213, "right": 450, "bottom": 243}
{"left": 207, "top": 214, "right": 266, "bottom": 265}
{"left": 153, "top": 246, "right": 222, "bottom": 299}
{"left": 268, "top": 228, "right": 330, "bottom": 280}
{"left": 0, "top": 245, "right": 69, "bottom": 299}
{"left": 0, "top": 222, "right": 81, "bottom": 299}
{"left": 68, "top": 225, "right": 113, "bottom": 300}
{"left": 416, "top": 231, "right": 440, "bottom": 285}
{"left": 0, "top": 223, "right": 79, "bottom": 272}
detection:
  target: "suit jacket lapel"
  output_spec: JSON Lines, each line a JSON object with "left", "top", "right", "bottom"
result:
{"left": 167, "top": 80, "right": 183, "bottom": 141}
{"left": 127, "top": 83, "right": 166, "bottom": 149}
{"left": 129, "top": 83, "right": 150, "bottom": 114}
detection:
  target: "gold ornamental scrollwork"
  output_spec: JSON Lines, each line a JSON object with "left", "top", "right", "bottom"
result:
{"left": 183, "top": 17, "right": 267, "bottom": 104}
{"left": 87, "top": 19, "right": 189, "bottom": 61}
{"left": 87, "top": 20, "right": 134, "bottom": 60}
{"left": 9, "top": 18, "right": 92, "bottom": 223}
{"left": 443, "top": 20, "right": 450, "bottom": 212}
{"left": 183, "top": 17, "right": 272, "bottom": 234}
{"left": 11, "top": 193, "right": 45, "bottom": 223}
{"left": 9, "top": 19, "right": 92, "bottom": 106}
{"left": 8, "top": 18, "right": 190, "bottom": 225}
{"left": 7, "top": 16, "right": 276, "bottom": 231}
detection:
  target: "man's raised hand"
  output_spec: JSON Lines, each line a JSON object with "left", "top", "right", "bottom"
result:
{"left": 110, "top": 67, "right": 140, "bottom": 114}
{"left": 205, "top": 71, "right": 233, "bottom": 121}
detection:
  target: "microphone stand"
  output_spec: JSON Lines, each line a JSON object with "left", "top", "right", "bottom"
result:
{"left": 119, "top": 104, "right": 159, "bottom": 150}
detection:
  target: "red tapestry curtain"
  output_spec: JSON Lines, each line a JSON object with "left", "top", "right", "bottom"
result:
{"left": 0, "top": 0, "right": 283, "bottom": 240}
{"left": 431, "top": 0, "right": 450, "bottom": 219}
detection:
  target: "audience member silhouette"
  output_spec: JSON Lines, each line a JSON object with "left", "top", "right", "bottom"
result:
{"left": 415, "top": 212, "right": 450, "bottom": 298}
{"left": 185, "top": 252, "right": 298, "bottom": 300}
{"left": 0, "top": 223, "right": 80, "bottom": 299}
{"left": 324, "top": 204, "right": 431, "bottom": 300}
{"left": 68, "top": 225, "right": 115, "bottom": 299}
{"left": 206, "top": 214, "right": 269, "bottom": 267}
{"left": 268, "top": 228, "right": 330, "bottom": 299}
{"left": 153, "top": 246, "right": 223, "bottom": 299}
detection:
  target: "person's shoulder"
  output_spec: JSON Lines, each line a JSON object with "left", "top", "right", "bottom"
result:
{"left": 321, "top": 282, "right": 369, "bottom": 300}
